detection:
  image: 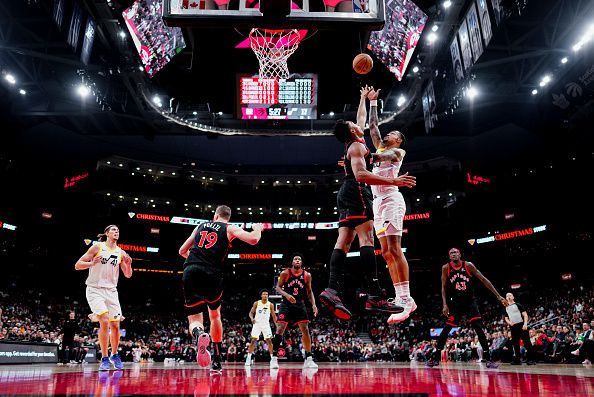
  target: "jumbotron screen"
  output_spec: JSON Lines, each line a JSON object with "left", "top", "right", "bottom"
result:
{"left": 237, "top": 74, "right": 317, "bottom": 120}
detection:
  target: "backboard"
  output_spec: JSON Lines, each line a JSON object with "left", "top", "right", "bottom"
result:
{"left": 162, "top": 0, "right": 385, "bottom": 30}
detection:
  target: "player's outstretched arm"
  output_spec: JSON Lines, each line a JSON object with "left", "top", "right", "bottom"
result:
{"left": 179, "top": 226, "right": 199, "bottom": 258}
{"left": 228, "top": 223, "right": 263, "bottom": 245}
{"left": 368, "top": 88, "right": 383, "bottom": 149}
{"left": 467, "top": 262, "right": 507, "bottom": 306}
{"left": 371, "top": 147, "right": 405, "bottom": 163}
{"left": 350, "top": 143, "right": 416, "bottom": 187}
{"left": 75, "top": 244, "right": 101, "bottom": 270}
{"left": 357, "top": 85, "right": 371, "bottom": 130}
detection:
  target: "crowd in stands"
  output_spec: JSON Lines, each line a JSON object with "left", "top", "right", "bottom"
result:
{"left": 1, "top": 283, "right": 593, "bottom": 366}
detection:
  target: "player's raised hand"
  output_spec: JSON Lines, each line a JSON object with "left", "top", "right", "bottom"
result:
{"left": 392, "top": 172, "right": 416, "bottom": 188}
{"left": 312, "top": 305, "right": 318, "bottom": 317}
{"left": 287, "top": 295, "right": 297, "bottom": 304}
{"left": 91, "top": 256, "right": 102, "bottom": 267}
{"left": 367, "top": 88, "right": 381, "bottom": 100}
{"left": 360, "top": 85, "right": 371, "bottom": 98}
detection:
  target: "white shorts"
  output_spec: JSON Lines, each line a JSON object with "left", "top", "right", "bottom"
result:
{"left": 86, "top": 286, "right": 123, "bottom": 321}
{"left": 373, "top": 192, "right": 406, "bottom": 237}
{"left": 250, "top": 322, "right": 273, "bottom": 339}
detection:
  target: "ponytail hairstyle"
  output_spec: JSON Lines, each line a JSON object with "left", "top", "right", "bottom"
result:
{"left": 97, "top": 225, "right": 118, "bottom": 242}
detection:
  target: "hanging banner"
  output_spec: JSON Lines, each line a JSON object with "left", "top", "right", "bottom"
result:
{"left": 490, "top": 0, "right": 503, "bottom": 26}
{"left": 466, "top": 2, "right": 484, "bottom": 63}
{"left": 422, "top": 81, "right": 437, "bottom": 134}
{"left": 81, "top": 16, "right": 95, "bottom": 65}
{"left": 52, "top": 0, "right": 66, "bottom": 30}
{"left": 476, "top": 0, "right": 493, "bottom": 46}
{"left": 67, "top": 2, "right": 83, "bottom": 52}
{"left": 458, "top": 19, "right": 473, "bottom": 72}
{"left": 450, "top": 36, "right": 464, "bottom": 83}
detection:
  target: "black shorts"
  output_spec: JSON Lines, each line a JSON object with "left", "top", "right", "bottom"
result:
{"left": 337, "top": 179, "right": 374, "bottom": 228}
{"left": 277, "top": 301, "right": 309, "bottom": 327}
{"left": 446, "top": 300, "right": 481, "bottom": 326}
{"left": 182, "top": 263, "right": 223, "bottom": 314}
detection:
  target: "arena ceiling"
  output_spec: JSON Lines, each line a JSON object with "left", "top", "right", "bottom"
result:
{"left": 1, "top": 0, "right": 593, "bottom": 173}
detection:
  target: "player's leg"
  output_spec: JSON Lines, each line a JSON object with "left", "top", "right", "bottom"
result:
{"left": 298, "top": 321, "right": 318, "bottom": 368}
{"left": 357, "top": 220, "right": 402, "bottom": 314}
{"left": 207, "top": 305, "right": 223, "bottom": 372}
{"left": 97, "top": 313, "right": 110, "bottom": 361}
{"left": 245, "top": 323, "right": 259, "bottom": 366}
{"left": 427, "top": 312, "right": 458, "bottom": 367}
{"left": 319, "top": 226, "right": 356, "bottom": 319}
{"left": 470, "top": 318, "right": 498, "bottom": 368}
{"left": 106, "top": 290, "right": 124, "bottom": 369}
{"left": 270, "top": 321, "right": 287, "bottom": 369}
{"left": 86, "top": 287, "right": 111, "bottom": 370}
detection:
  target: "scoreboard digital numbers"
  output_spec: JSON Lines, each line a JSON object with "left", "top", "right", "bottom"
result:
{"left": 238, "top": 74, "right": 317, "bottom": 120}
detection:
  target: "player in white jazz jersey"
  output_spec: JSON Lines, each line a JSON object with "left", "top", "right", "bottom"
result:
{"left": 245, "top": 289, "right": 277, "bottom": 366}
{"left": 75, "top": 225, "right": 133, "bottom": 370}
{"left": 366, "top": 87, "right": 417, "bottom": 324}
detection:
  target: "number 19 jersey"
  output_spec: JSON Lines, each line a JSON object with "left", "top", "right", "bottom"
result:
{"left": 185, "top": 221, "right": 230, "bottom": 269}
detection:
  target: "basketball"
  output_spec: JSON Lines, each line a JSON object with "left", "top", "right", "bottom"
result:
{"left": 353, "top": 53, "right": 373, "bottom": 74}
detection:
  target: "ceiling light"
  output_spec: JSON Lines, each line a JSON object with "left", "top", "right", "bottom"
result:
{"left": 172, "top": 172, "right": 176, "bottom": 175}
{"left": 412, "top": 66, "right": 419, "bottom": 73}
{"left": 329, "top": 111, "right": 335, "bottom": 116}
{"left": 19, "top": 89, "right": 26, "bottom": 95}
{"left": 561, "top": 57, "right": 568, "bottom": 64}
{"left": 443, "top": 0, "right": 452, "bottom": 8}
{"left": 119, "top": 31, "right": 126, "bottom": 38}
{"left": 531, "top": 89, "right": 538, "bottom": 95}
{"left": 192, "top": 111, "right": 197, "bottom": 115}
{"left": 77, "top": 84, "right": 90, "bottom": 97}
{"left": 118, "top": 163, "right": 123, "bottom": 167}
{"left": 431, "top": 25, "right": 438, "bottom": 32}
{"left": 467, "top": 86, "right": 478, "bottom": 99}
{"left": 397, "top": 95, "right": 406, "bottom": 107}
{"left": 427, "top": 32, "right": 437, "bottom": 43}
{"left": 5, "top": 74, "right": 16, "bottom": 84}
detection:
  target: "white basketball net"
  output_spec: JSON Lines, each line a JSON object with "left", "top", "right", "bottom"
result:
{"left": 249, "top": 28, "right": 301, "bottom": 79}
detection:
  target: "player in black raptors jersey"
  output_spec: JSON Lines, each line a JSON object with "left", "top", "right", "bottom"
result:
{"left": 319, "top": 88, "right": 416, "bottom": 320}
{"left": 178, "top": 205, "right": 263, "bottom": 373}
{"left": 426, "top": 248, "right": 507, "bottom": 368}
{"left": 270, "top": 253, "right": 319, "bottom": 369}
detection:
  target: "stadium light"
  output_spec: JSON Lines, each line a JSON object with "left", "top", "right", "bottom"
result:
{"left": 431, "top": 25, "right": 438, "bottom": 32}
{"left": 19, "top": 89, "right": 26, "bottom": 95}
{"left": 77, "top": 84, "right": 91, "bottom": 97}
{"left": 561, "top": 57, "right": 568, "bottom": 64}
{"left": 467, "top": 86, "right": 478, "bottom": 99}
{"left": 531, "top": 89, "right": 538, "bottom": 95}
{"left": 5, "top": 74, "right": 16, "bottom": 84}
{"left": 443, "top": 0, "right": 452, "bottom": 8}
{"left": 412, "top": 66, "right": 419, "bottom": 73}
{"left": 397, "top": 95, "right": 406, "bottom": 107}
{"left": 427, "top": 32, "right": 437, "bottom": 44}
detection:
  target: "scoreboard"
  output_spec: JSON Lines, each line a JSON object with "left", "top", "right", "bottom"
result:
{"left": 237, "top": 74, "right": 317, "bottom": 120}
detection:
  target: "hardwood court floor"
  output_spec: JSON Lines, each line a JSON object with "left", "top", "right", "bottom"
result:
{"left": 0, "top": 361, "right": 593, "bottom": 396}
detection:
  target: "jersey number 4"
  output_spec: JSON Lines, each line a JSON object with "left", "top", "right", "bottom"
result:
{"left": 197, "top": 231, "right": 218, "bottom": 249}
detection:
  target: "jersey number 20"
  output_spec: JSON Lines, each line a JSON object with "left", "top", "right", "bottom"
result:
{"left": 198, "top": 231, "right": 218, "bottom": 249}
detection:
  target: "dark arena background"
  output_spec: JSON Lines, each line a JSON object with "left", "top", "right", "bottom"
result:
{"left": 1, "top": 0, "right": 593, "bottom": 395}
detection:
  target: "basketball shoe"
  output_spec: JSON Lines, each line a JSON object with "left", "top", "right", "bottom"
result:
{"left": 303, "top": 356, "right": 318, "bottom": 369}
{"left": 365, "top": 296, "right": 404, "bottom": 314}
{"left": 195, "top": 331, "right": 211, "bottom": 368}
{"left": 319, "top": 288, "right": 352, "bottom": 320}
{"left": 387, "top": 297, "right": 417, "bottom": 324}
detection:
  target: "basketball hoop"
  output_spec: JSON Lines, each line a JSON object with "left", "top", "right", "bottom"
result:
{"left": 249, "top": 28, "right": 301, "bottom": 79}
